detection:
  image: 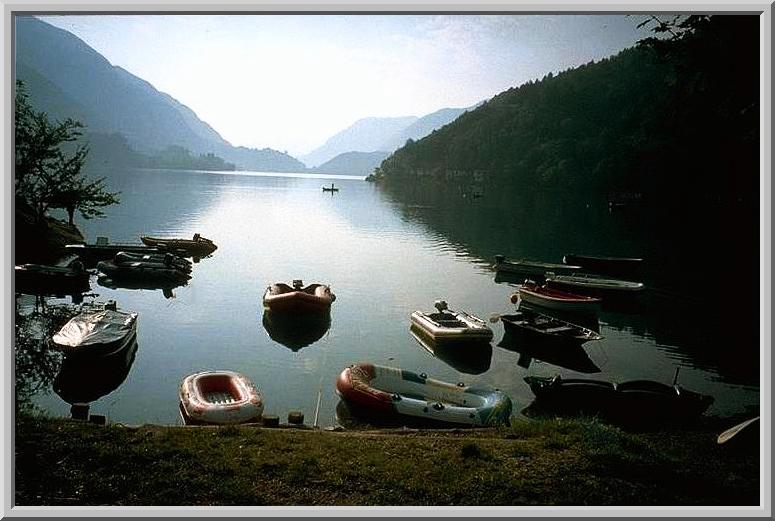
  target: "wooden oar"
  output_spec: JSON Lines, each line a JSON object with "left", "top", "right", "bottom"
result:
{"left": 717, "top": 416, "right": 760, "bottom": 445}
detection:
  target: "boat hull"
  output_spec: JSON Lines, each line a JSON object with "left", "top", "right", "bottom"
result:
{"left": 545, "top": 274, "right": 644, "bottom": 295}
{"left": 517, "top": 284, "right": 602, "bottom": 313}
{"left": 493, "top": 257, "right": 581, "bottom": 276}
{"left": 52, "top": 309, "right": 138, "bottom": 358}
{"left": 97, "top": 260, "right": 190, "bottom": 283}
{"left": 263, "top": 283, "right": 335, "bottom": 314}
{"left": 410, "top": 310, "right": 493, "bottom": 343}
{"left": 500, "top": 311, "right": 601, "bottom": 348}
{"left": 141, "top": 236, "right": 217, "bottom": 256}
{"left": 179, "top": 371, "right": 263, "bottom": 425}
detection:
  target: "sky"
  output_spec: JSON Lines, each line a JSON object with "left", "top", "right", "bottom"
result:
{"left": 41, "top": 15, "right": 647, "bottom": 157}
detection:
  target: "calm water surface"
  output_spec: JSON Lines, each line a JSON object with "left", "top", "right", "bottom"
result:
{"left": 26, "top": 168, "right": 760, "bottom": 426}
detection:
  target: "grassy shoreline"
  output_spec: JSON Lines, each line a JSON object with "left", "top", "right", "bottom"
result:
{"left": 15, "top": 414, "right": 759, "bottom": 507}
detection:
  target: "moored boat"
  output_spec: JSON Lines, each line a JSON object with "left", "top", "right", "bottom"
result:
{"left": 179, "top": 370, "right": 264, "bottom": 425}
{"left": 15, "top": 262, "right": 90, "bottom": 296}
{"left": 524, "top": 374, "right": 714, "bottom": 419}
{"left": 336, "top": 362, "right": 512, "bottom": 427}
{"left": 544, "top": 272, "right": 645, "bottom": 294}
{"left": 51, "top": 301, "right": 138, "bottom": 357}
{"left": 263, "top": 280, "right": 336, "bottom": 314}
{"left": 141, "top": 233, "right": 217, "bottom": 256}
{"left": 410, "top": 300, "right": 493, "bottom": 343}
{"left": 562, "top": 253, "right": 643, "bottom": 278}
{"left": 97, "top": 253, "right": 191, "bottom": 283}
{"left": 493, "top": 255, "right": 581, "bottom": 277}
{"left": 113, "top": 251, "right": 193, "bottom": 273}
{"left": 500, "top": 309, "right": 602, "bottom": 347}
{"left": 515, "top": 280, "right": 602, "bottom": 313}
{"left": 65, "top": 237, "right": 178, "bottom": 266}
{"left": 322, "top": 183, "right": 339, "bottom": 192}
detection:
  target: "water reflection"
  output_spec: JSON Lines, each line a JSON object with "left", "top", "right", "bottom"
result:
{"left": 497, "top": 330, "right": 601, "bottom": 374}
{"left": 97, "top": 274, "right": 186, "bottom": 299}
{"left": 14, "top": 308, "right": 67, "bottom": 412}
{"left": 53, "top": 336, "right": 139, "bottom": 404}
{"left": 409, "top": 324, "right": 492, "bottom": 375}
{"left": 262, "top": 310, "right": 331, "bottom": 351}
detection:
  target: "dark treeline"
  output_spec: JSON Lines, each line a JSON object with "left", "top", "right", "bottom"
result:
{"left": 371, "top": 16, "right": 759, "bottom": 207}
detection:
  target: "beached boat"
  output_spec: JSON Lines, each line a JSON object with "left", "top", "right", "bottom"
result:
{"left": 410, "top": 300, "right": 493, "bottom": 343}
{"left": 544, "top": 272, "right": 644, "bottom": 295}
{"left": 524, "top": 374, "right": 714, "bottom": 419}
{"left": 263, "top": 280, "right": 336, "bottom": 314}
{"left": 562, "top": 254, "right": 643, "bottom": 278}
{"left": 493, "top": 255, "right": 581, "bottom": 277}
{"left": 140, "top": 233, "right": 217, "bottom": 257}
{"left": 500, "top": 309, "right": 602, "bottom": 347}
{"left": 336, "top": 362, "right": 512, "bottom": 427}
{"left": 514, "top": 281, "right": 602, "bottom": 313}
{"left": 15, "top": 262, "right": 90, "bottom": 296}
{"left": 179, "top": 371, "right": 264, "bottom": 425}
{"left": 51, "top": 302, "right": 138, "bottom": 357}
{"left": 97, "top": 254, "right": 191, "bottom": 283}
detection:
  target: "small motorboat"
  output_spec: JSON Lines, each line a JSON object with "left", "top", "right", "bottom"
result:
{"left": 15, "top": 262, "right": 90, "bottom": 296}
{"left": 500, "top": 309, "right": 602, "bottom": 347}
{"left": 51, "top": 301, "right": 138, "bottom": 357}
{"left": 322, "top": 183, "right": 339, "bottom": 192}
{"left": 140, "top": 233, "right": 217, "bottom": 257}
{"left": 179, "top": 370, "right": 264, "bottom": 425}
{"left": 263, "top": 280, "right": 336, "bottom": 314}
{"left": 410, "top": 324, "right": 492, "bottom": 375}
{"left": 493, "top": 255, "right": 581, "bottom": 277}
{"left": 113, "top": 251, "right": 192, "bottom": 273}
{"left": 410, "top": 300, "right": 493, "bottom": 343}
{"left": 514, "top": 280, "right": 602, "bottom": 313}
{"left": 336, "top": 362, "right": 512, "bottom": 427}
{"left": 562, "top": 254, "right": 643, "bottom": 278}
{"left": 524, "top": 374, "right": 714, "bottom": 420}
{"left": 65, "top": 237, "right": 173, "bottom": 267}
{"left": 97, "top": 253, "right": 191, "bottom": 283}
{"left": 544, "top": 272, "right": 644, "bottom": 295}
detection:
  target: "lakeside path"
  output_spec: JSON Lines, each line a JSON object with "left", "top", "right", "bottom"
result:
{"left": 16, "top": 415, "right": 759, "bottom": 506}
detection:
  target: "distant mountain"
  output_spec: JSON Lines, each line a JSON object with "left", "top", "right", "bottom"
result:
{"left": 379, "top": 106, "right": 472, "bottom": 151}
{"left": 312, "top": 151, "right": 390, "bottom": 177}
{"left": 300, "top": 116, "right": 417, "bottom": 168}
{"left": 15, "top": 16, "right": 305, "bottom": 172}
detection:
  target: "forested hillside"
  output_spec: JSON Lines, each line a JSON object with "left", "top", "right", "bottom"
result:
{"left": 371, "top": 16, "right": 758, "bottom": 205}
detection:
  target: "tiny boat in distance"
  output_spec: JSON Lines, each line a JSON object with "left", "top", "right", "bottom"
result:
{"left": 140, "top": 233, "right": 217, "bottom": 257}
{"left": 336, "top": 362, "right": 512, "bottom": 427}
{"left": 493, "top": 255, "right": 580, "bottom": 277}
{"left": 515, "top": 280, "right": 602, "bottom": 313}
{"left": 52, "top": 301, "right": 138, "bottom": 357}
{"left": 544, "top": 272, "right": 644, "bottom": 294}
{"left": 500, "top": 309, "right": 602, "bottom": 347}
{"left": 263, "top": 279, "right": 336, "bottom": 314}
{"left": 179, "top": 370, "right": 264, "bottom": 425}
{"left": 322, "top": 183, "right": 339, "bottom": 192}
{"left": 562, "top": 253, "right": 643, "bottom": 278}
{"left": 411, "top": 300, "right": 493, "bottom": 343}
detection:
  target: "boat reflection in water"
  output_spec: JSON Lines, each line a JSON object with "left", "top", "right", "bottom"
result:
{"left": 97, "top": 274, "right": 186, "bottom": 299}
{"left": 53, "top": 335, "right": 139, "bottom": 405}
{"left": 409, "top": 324, "right": 492, "bottom": 375}
{"left": 262, "top": 310, "right": 331, "bottom": 351}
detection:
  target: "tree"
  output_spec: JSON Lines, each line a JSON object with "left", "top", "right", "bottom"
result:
{"left": 14, "top": 80, "right": 119, "bottom": 224}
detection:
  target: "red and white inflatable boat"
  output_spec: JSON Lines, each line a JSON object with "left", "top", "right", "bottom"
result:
{"left": 263, "top": 279, "right": 336, "bottom": 314}
{"left": 179, "top": 370, "right": 264, "bottom": 425}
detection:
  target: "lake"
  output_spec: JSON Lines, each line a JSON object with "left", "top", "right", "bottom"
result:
{"left": 21, "top": 168, "right": 760, "bottom": 427}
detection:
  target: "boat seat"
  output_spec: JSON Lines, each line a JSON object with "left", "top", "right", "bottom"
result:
{"left": 437, "top": 319, "right": 465, "bottom": 327}
{"left": 543, "top": 326, "right": 574, "bottom": 334}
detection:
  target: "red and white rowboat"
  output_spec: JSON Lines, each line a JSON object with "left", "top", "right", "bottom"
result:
{"left": 179, "top": 371, "right": 264, "bottom": 425}
{"left": 513, "top": 280, "right": 601, "bottom": 313}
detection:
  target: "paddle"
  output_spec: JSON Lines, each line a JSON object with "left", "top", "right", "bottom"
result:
{"left": 717, "top": 416, "right": 760, "bottom": 445}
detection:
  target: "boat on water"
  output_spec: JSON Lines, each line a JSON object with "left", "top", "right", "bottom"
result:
{"left": 65, "top": 237, "right": 177, "bottom": 266}
{"left": 562, "top": 253, "right": 643, "bottom": 278}
{"left": 322, "top": 183, "right": 339, "bottom": 192}
{"left": 410, "top": 300, "right": 493, "bottom": 343}
{"left": 336, "top": 362, "right": 512, "bottom": 427}
{"left": 500, "top": 309, "right": 602, "bottom": 347}
{"left": 524, "top": 374, "right": 714, "bottom": 420}
{"left": 179, "top": 370, "right": 264, "bottom": 425}
{"left": 493, "top": 255, "right": 581, "bottom": 277}
{"left": 51, "top": 301, "right": 138, "bottom": 357}
{"left": 263, "top": 280, "right": 336, "bottom": 314}
{"left": 113, "top": 251, "right": 193, "bottom": 273}
{"left": 544, "top": 272, "right": 645, "bottom": 295}
{"left": 15, "top": 262, "right": 90, "bottom": 296}
{"left": 410, "top": 324, "right": 492, "bottom": 375}
{"left": 515, "top": 280, "right": 602, "bottom": 313}
{"left": 97, "top": 253, "right": 191, "bottom": 283}
{"left": 141, "top": 233, "right": 217, "bottom": 257}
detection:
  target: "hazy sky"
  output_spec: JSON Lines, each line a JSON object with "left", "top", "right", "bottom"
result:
{"left": 41, "top": 15, "right": 646, "bottom": 156}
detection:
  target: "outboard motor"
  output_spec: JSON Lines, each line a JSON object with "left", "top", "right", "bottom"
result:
{"left": 494, "top": 254, "right": 505, "bottom": 264}
{"left": 293, "top": 279, "right": 304, "bottom": 290}
{"left": 105, "top": 300, "right": 117, "bottom": 311}
{"left": 434, "top": 300, "right": 449, "bottom": 313}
